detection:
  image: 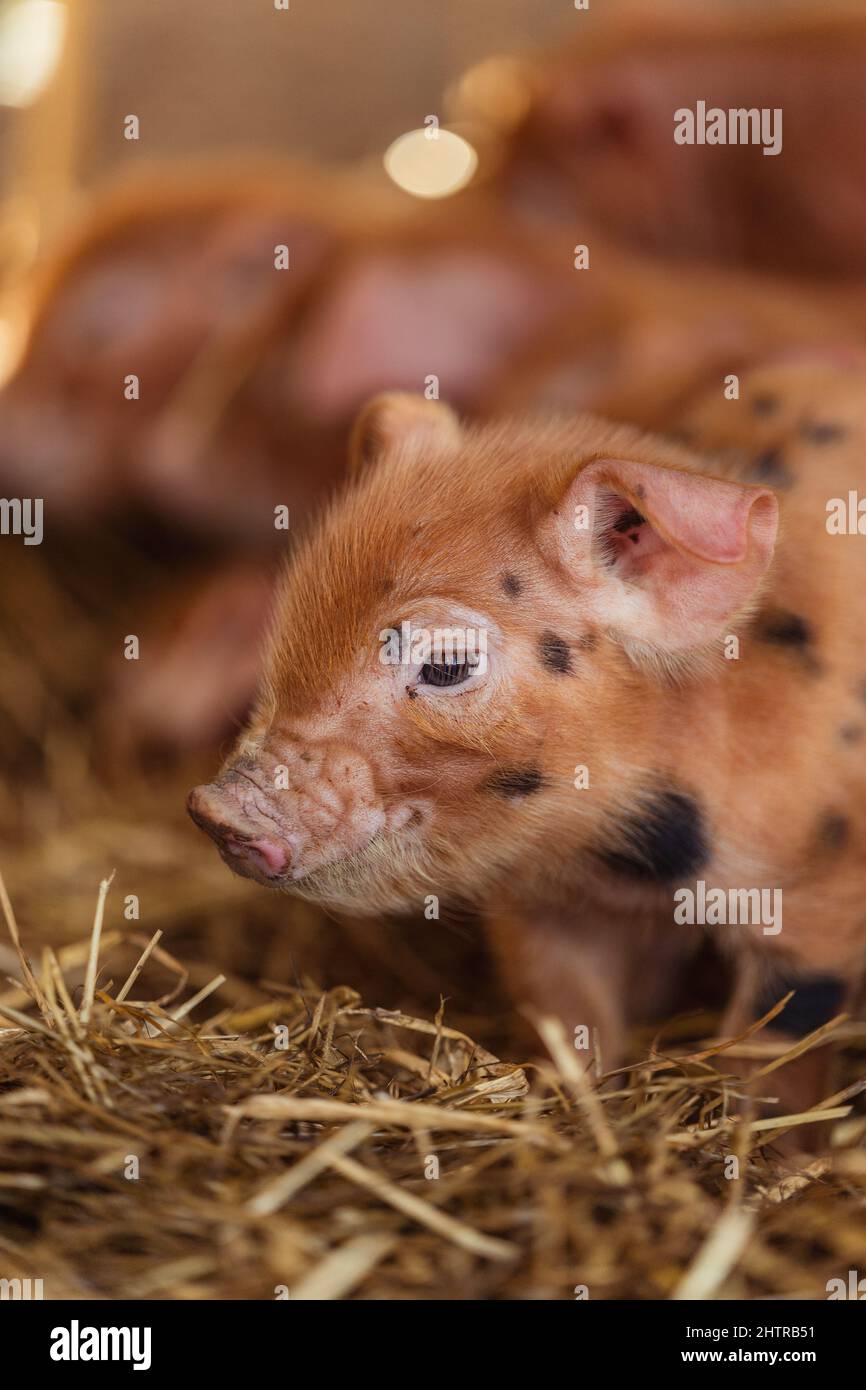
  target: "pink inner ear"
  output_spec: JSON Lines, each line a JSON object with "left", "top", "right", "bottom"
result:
{"left": 594, "top": 493, "right": 666, "bottom": 576}
{"left": 585, "top": 458, "right": 775, "bottom": 567}
{"left": 570, "top": 457, "right": 779, "bottom": 651}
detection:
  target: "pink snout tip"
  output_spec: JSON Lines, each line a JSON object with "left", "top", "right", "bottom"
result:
{"left": 186, "top": 784, "right": 291, "bottom": 883}
{"left": 223, "top": 833, "right": 289, "bottom": 878}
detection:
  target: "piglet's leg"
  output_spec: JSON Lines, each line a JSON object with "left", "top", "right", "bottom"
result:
{"left": 485, "top": 911, "right": 677, "bottom": 1080}
{"left": 720, "top": 959, "right": 848, "bottom": 1148}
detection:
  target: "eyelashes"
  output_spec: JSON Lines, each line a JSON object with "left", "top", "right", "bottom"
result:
{"left": 419, "top": 659, "right": 475, "bottom": 688}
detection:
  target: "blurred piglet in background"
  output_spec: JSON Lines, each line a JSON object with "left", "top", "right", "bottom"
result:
{"left": 465, "top": 0, "right": 866, "bottom": 276}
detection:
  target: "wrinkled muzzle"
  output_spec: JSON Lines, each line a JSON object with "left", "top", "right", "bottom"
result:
{"left": 187, "top": 743, "right": 401, "bottom": 887}
{"left": 187, "top": 777, "right": 295, "bottom": 884}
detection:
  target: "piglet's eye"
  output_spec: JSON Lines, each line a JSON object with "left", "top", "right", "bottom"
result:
{"left": 419, "top": 659, "right": 474, "bottom": 688}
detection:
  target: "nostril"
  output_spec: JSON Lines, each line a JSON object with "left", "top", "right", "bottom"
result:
{"left": 187, "top": 786, "right": 209, "bottom": 819}
{"left": 186, "top": 786, "right": 245, "bottom": 857}
{"left": 186, "top": 786, "right": 226, "bottom": 840}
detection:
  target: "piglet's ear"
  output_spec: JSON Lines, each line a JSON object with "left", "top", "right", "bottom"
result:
{"left": 542, "top": 457, "right": 778, "bottom": 654}
{"left": 348, "top": 392, "right": 460, "bottom": 476}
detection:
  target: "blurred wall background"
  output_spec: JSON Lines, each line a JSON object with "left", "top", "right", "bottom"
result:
{"left": 2, "top": 0, "right": 571, "bottom": 236}
{"left": 85, "top": 0, "right": 560, "bottom": 166}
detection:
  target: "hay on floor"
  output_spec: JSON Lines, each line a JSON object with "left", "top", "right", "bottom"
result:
{"left": 1, "top": 871, "right": 866, "bottom": 1301}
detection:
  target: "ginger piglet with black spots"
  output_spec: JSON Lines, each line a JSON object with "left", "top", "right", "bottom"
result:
{"left": 187, "top": 371, "right": 866, "bottom": 1125}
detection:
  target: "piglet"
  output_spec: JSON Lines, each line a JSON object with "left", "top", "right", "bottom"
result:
{"left": 189, "top": 375, "right": 866, "bottom": 1113}
{"left": 469, "top": 0, "right": 866, "bottom": 277}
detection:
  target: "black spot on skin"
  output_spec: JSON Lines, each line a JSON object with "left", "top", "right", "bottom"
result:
{"left": 800, "top": 421, "right": 847, "bottom": 446}
{"left": 487, "top": 766, "right": 545, "bottom": 798}
{"left": 752, "top": 393, "right": 779, "bottom": 417}
{"left": 634, "top": 483, "right": 647, "bottom": 499}
{"left": 500, "top": 571, "right": 522, "bottom": 598}
{"left": 599, "top": 788, "right": 708, "bottom": 883}
{"left": 758, "top": 611, "right": 810, "bottom": 646}
{"left": 755, "top": 611, "right": 819, "bottom": 674}
{"left": 839, "top": 724, "right": 864, "bottom": 744}
{"left": 753, "top": 974, "right": 845, "bottom": 1036}
{"left": 538, "top": 631, "right": 573, "bottom": 675}
{"left": 747, "top": 449, "right": 795, "bottom": 489}
{"left": 381, "top": 577, "right": 394, "bottom": 593}
{"left": 818, "top": 812, "right": 849, "bottom": 851}
{"left": 406, "top": 687, "right": 418, "bottom": 701}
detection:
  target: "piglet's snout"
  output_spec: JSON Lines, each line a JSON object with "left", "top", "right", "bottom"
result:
{"left": 188, "top": 743, "right": 402, "bottom": 884}
{"left": 187, "top": 781, "right": 293, "bottom": 883}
